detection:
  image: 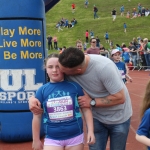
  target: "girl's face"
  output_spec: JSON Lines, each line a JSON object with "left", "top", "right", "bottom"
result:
{"left": 112, "top": 52, "right": 121, "bottom": 62}
{"left": 77, "top": 43, "right": 83, "bottom": 50}
{"left": 46, "top": 57, "right": 64, "bottom": 83}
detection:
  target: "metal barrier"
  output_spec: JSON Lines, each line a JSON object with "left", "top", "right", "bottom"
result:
{"left": 128, "top": 66, "right": 150, "bottom": 71}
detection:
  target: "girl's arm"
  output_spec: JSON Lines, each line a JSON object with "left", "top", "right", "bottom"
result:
{"left": 125, "top": 64, "right": 132, "bottom": 82}
{"left": 32, "top": 114, "right": 43, "bottom": 150}
{"left": 125, "top": 74, "right": 133, "bottom": 82}
{"left": 81, "top": 107, "right": 95, "bottom": 145}
{"left": 136, "top": 134, "right": 150, "bottom": 147}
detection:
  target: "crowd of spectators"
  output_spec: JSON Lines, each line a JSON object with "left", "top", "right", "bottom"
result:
{"left": 56, "top": 18, "right": 77, "bottom": 30}
{"left": 126, "top": 3, "right": 150, "bottom": 19}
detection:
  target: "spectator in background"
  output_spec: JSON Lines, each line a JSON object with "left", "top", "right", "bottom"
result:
{"left": 137, "top": 3, "right": 142, "bottom": 15}
{"left": 85, "top": 30, "right": 89, "bottom": 43}
{"left": 141, "top": 7, "right": 145, "bottom": 16}
{"left": 138, "top": 39, "right": 147, "bottom": 67}
{"left": 59, "top": 47, "right": 63, "bottom": 54}
{"left": 99, "top": 44, "right": 109, "bottom": 57}
{"left": 83, "top": 42, "right": 87, "bottom": 51}
{"left": 96, "top": 36, "right": 100, "bottom": 48}
{"left": 57, "top": 22, "right": 63, "bottom": 32}
{"left": 53, "top": 35, "right": 58, "bottom": 50}
{"left": 109, "top": 40, "right": 114, "bottom": 49}
{"left": 145, "top": 8, "right": 150, "bottom": 17}
{"left": 86, "top": 38, "right": 100, "bottom": 54}
{"left": 65, "top": 19, "right": 69, "bottom": 28}
{"left": 132, "top": 37, "right": 139, "bottom": 49}
{"left": 93, "top": 5, "right": 99, "bottom": 19}
{"left": 62, "top": 46, "right": 66, "bottom": 52}
{"left": 122, "top": 47, "right": 130, "bottom": 64}
{"left": 120, "top": 5, "right": 125, "bottom": 16}
{"left": 47, "top": 34, "right": 53, "bottom": 50}
{"left": 111, "top": 8, "right": 117, "bottom": 22}
{"left": 90, "top": 30, "right": 94, "bottom": 38}
{"left": 72, "top": 3, "right": 75, "bottom": 13}
{"left": 124, "top": 23, "right": 127, "bottom": 33}
{"left": 73, "top": 18, "right": 77, "bottom": 25}
{"left": 60, "top": 18, "right": 65, "bottom": 26}
{"left": 130, "top": 12, "right": 138, "bottom": 19}
{"left": 126, "top": 10, "right": 130, "bottom": 18}
{"left": 76, "top": 42, "right": 83, "bottom": 51}
{"left": 104, "top": 31, "right": 109, "bottom": 43}
{"left": 71, "top": 20, "right": 75, "bottom": 28}
{"left": 116, "top": 44, "right": 122, "bottom": 52}
{"left": 137, "top": 36, "right": 141, "bottom": 44}
{"left": 143, "top": 38, "right": 150, "bottom": 71}
{"left": 128, "top": 42, "right": 138, "bottom": 67}
{"left": 85, "top": 0, "right": 89, "bottom": 8}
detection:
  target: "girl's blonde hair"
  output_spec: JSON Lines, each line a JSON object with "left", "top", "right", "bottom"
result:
{"left": 140, "top": 80, "right": 150, "bottom": 119}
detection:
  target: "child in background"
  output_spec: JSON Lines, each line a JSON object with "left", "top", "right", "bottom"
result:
{"left": 32, "top": 54, "right": 95, "bottom": 150}
{"left": 124, "top": 23, "right": 127, "bottom": 33}
{"left": 126, "top": 10, "right": 130, "bottom": 18}
{"left": 83, "top": 42, "right": 87, "bottom": 51}
{"left": 72, "top": 3, "right": 75, "bottom": 13}
{"left": 85, "top": 30, "right": 89, "bottom": 43}
{"left": 109, "top": 40, "right": 113, "bottom": 49}
{"left": 84, "top": 0, "right": 89, "bottom": 8}
{"left": 136, "top": 80, "right": 150, "bottom": 150}
{"left": 111, "top": 49, "right": 132, "bottom": 84}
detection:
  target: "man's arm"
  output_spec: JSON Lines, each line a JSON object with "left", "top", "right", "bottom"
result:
{"left": 78, "top": 89, "right": 125, "bottom": 108}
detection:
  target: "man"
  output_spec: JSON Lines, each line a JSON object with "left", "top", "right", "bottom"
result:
{"left": 96, "top": 36, "right": 100, "bottom": 48}
{"left": 128, "top": 42, "right": 138, "bottom": 67}
{"left": 111, "top": 8, "right": 117, "bottom": 22}
{"left": 93, "top": 5, "right": 99, "bottom": 19}
{"left": 47, "top": 35, "right": 53, "bottom": 50}
{"left": 29, "top": 47, "right": 132, "bottom": 150}
{"left": 86, "top": 38, "right": 100, "bottom": 54}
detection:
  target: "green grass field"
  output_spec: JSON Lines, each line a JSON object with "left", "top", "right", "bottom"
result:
{"left": 45, "top": 0, "right": 150, "bottom": 52}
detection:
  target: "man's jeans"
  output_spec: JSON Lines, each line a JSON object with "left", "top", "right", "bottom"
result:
{"left": 94, "top": 12, "right": 99, "bottom": 19}
{"left": 89, "top": 118, "right": 131, "bottom": 150}
{"left": 144, "top": 53, "right": 150, "bottom": 69}
{"left": 132, "top": 55, "right": 137, "bottom": 66}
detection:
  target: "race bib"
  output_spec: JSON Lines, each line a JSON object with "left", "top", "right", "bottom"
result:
{"left": 119, "top": 70, "right": 125, "bottom": 79}
{"left": 47, "top": 96, "right": 73, "bottom": 122}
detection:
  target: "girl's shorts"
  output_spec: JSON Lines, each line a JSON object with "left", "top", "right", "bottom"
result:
{"left": 44, "top": 133, "right": 84, "bottom": 147}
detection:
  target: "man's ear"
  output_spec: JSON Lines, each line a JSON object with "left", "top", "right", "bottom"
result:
{"left": 77, "top": 68, "right": 82, "bottom": 73}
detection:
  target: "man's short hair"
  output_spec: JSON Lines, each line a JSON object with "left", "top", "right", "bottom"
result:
{"left": 59, "top": 47, "right": 85, "bottom": 68}
{"left": 90, "top": 38, "right": 96, "bottom": 42}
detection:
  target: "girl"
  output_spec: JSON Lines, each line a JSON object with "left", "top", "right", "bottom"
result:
{"left": 32, "top": 54, "right": 95, "bottom": 150}
{"left": 136, "top": 80, "right": 150, "bottom": 150}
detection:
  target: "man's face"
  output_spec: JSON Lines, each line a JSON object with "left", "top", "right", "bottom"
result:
{"left": 58, "top": 62, "right": 82, "bottom": 75}
{"left": 91, "top": 39, "right": 96, "bottom": 47}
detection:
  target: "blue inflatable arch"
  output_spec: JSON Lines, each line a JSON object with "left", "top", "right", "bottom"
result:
{"left": 0, "top": 0, "right": 59, "bottom": 142}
